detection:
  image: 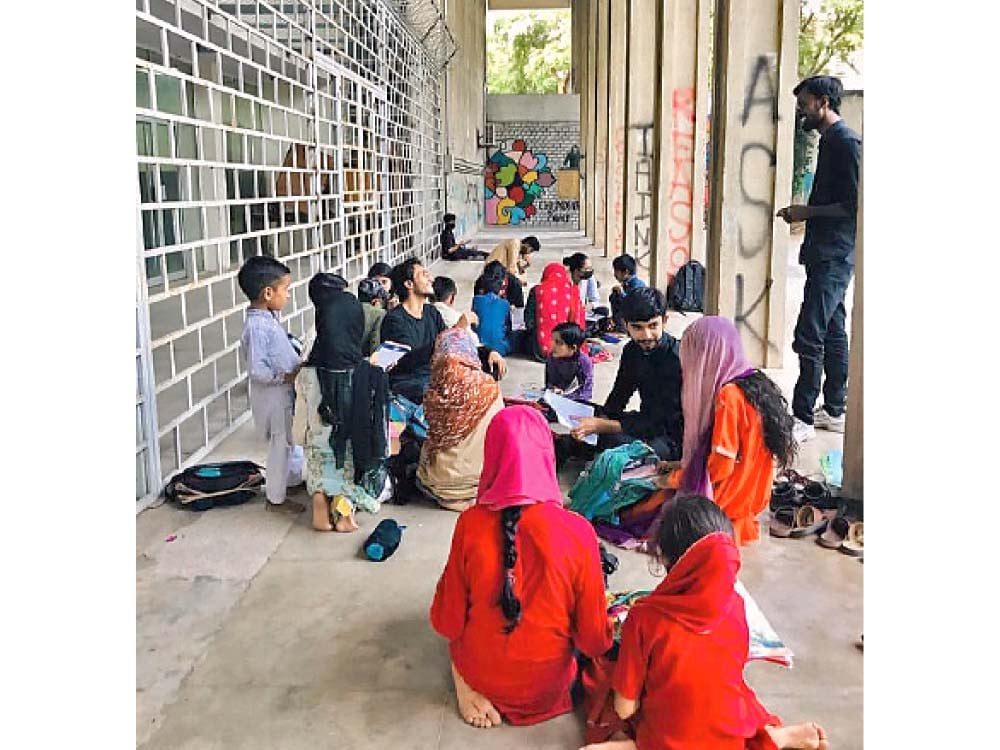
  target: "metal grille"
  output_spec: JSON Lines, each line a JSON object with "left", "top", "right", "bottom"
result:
{"left": 136, "top": 0, "right": 446, "bottom": 504}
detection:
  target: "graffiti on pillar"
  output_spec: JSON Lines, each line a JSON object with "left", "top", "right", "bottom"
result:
{"left": 484, "top": 139, "right": 557, "bottom": 225}
{"left": 612, "top": 126, "right": 626, "bottom": 253}
{"left": 738, "top": 55, "right": 779, "bottom": 259}
{"left": 735, "top": 273, "right": 780, "bottom": 355}
{"left": 667, "top": 87, "right": 696, "bottom": 278}
{"left": 631, "top": 123, "right": 654, "bottom": 268}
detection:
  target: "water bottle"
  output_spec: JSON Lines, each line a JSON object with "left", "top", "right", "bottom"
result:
{"left": 364, "top": 519, "right": 405, "bottom": 562}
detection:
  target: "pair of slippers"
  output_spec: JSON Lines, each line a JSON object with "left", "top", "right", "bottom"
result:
{"left": 770, "top": 469, "right": 838, "bottom": 511}
{"left": 817, "top": 514, "right": 864, "bottom": 558}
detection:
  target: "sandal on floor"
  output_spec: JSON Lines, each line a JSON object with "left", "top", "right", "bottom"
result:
{"left": 840, "top": 521, "right": 864, "bottom": 558}
{"left": 770, "top": 478, "right": 802, "bottom": 509}
{"left": 817, "top": 515, "right": 851, "bottom": 549}
{"left": 788, "top": 505, "right": 830, "bottom": 538}
{"left": 802, "top": 478, "right": 837, "bottom": 510}
{"left": 768, "top": 506, "right": 799, "bottom": 538}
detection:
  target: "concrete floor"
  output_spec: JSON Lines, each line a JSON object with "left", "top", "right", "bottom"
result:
{"left": 137, "top": 229, "right": 862, "bottom": 749}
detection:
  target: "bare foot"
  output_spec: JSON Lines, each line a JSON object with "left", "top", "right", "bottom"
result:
{"left": 334, "top": 513, "right": 360, "bottom": 533}
{"left": 312, "top": 493, "right": 333, "bottom": 532}
{"left": 451, "top": 662, "right": 501, "bottom": 729}
{"left": 766, "top": 722, "right": 828, "bottom": 749}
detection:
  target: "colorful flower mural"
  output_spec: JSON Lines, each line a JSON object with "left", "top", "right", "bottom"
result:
{"left": 484, "top": 139, "right": 557, "bottom": 225}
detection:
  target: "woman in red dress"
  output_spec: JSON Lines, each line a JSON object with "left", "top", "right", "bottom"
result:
{"left": 430, "top": 405, "right": 613, "bottom": 728}
{"left": 581, "top": 495, "right": 828, "bottom": 750}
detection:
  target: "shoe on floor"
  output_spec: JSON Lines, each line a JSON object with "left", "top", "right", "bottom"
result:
{"left": 265, "top": 499, "right": 305, "bottom": 514}
{"left": 793, "top": 417, "right": 815, "bottom": 444}
{"left": 813, "top": 406, "right": 846, "bottom": 433}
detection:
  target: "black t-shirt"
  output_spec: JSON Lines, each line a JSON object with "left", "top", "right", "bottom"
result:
{"left": 603, "top": 334, "right": 683, "bottom": 446}
{"left": 379, "top": 302, "right": 446, "bottom": 404}
{"left": 440, "top": 227, "right": 456, "bottom": 256}
{"left": 801, "top": 120, "right": 862, "bottom": 267}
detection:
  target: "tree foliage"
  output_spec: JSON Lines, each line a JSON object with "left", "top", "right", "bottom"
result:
{"left": 798, "top": 0, "right": 864, "bottom": 78}
{"left": 487, "top": 11, "right": 571, "bottom": 95}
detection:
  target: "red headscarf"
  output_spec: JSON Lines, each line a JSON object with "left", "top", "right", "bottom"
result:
{"left": 476, "top": 406, "right": 564, "bottom": 511}
{"left": 533, "top": 263, "right": 585, "bottom": 357}
{"left": 633, "top": 531, "right": 741, "bottom": 633}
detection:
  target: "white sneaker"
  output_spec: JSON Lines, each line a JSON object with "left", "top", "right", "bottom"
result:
{"left": 813, "top": 407, "right": 846, "bottom": 433}
{"left": 793, "top": 418, "right": 815, "bottom": 444}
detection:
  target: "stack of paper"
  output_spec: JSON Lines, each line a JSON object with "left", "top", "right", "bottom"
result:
{"left": 543, "top": 390, "right": 597, "bottom": 446}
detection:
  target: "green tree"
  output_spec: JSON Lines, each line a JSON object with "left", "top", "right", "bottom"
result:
{"left": 798, "top": 0, "right": 864, "bottom": 78}
{"left": 487, "top": 11, "right": 571, "bottom": 95}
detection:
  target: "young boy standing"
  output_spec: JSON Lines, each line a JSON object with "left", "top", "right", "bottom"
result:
{"left": 237, "top": 256, "right": 305, "bottom": 514}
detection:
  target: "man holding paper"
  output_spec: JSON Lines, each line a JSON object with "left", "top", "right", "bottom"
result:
{"left": 569, "top": 288, "right": 683, "bottom": 461}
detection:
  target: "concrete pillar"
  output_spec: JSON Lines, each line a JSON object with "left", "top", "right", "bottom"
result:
{"left": 647, "top": 0, "right": 712, "bottom": 290}
{"left": 592, "top": 0, "right": 610, "bottom": 250}
{"left": 841, "top": 167, "right": 863, "bottom": 498}
{"left": 583, "top": 0, "right": 599, "bottom": 241}
{"left": 622, "top": 0, "right": 658, "bottom": 280}
{"left": 575, "top": 0, "right": 591, "bottom": 235}
{"left": 705, "top": 0, "right": 796, "bottom": 367}
{"left": 603, "top": 0, "right": 628, "bottom": 257}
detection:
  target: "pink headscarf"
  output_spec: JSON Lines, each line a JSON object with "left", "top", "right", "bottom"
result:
{"left": 678, "top": 317, "right": 756, "bottom": 499}
{"left": 476, "top": 406, "right": 564, "bottom": 511}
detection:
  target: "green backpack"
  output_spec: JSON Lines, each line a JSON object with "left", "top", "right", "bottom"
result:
{"left": 568, "top": 441, "right": 660, "bottom": 524}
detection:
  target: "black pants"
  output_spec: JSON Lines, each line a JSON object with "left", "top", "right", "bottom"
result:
{"left": 792, "top": 259, "right": 854, "bottom": 423}
{"left": 444, "top": 246, "right": 489, "bottom": 261}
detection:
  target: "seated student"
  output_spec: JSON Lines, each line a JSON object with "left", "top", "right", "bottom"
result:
{"left": 441, "top": 213, "right": 488, "bottom": 261}
{"left": 433, "top": 276, "right": 480, "bottom": 347}
{"left": 545, "top": 322, "right": 594, "bottom": 402}
{"left": 295, "top": 273, "right": 390, "bottom": 533}
{"left": 659, "top": 316, "right": 796, "bottom": 546}
{"left": 480, "top": 240, "right": 530, "bottom": 307}
{"left": 570, "top": 288, "right": 682, "bottom": 461}
{"left": 580, "top": 495, "right": 828, "bottom": 750}
{"left": 417, "top": 328, "right": 505, "bottom": 511}
{"left": 367, "top": 262, "right": 398, "bottom": 309}
{"left": 381, "top": 258, "right": 506, "bottom": 437}
{"left": 472, "top": 264, "right": 517, "bottom": 356}
{"left": 525, "top": 262, "right": 586, "bottom": 362}
{"left": 430, "top": 406, "right": 613, "bottom": 728}
{"left": 608, "top": 255, "right": 647, "bottom": 329}
{"left": 564, "top": 252, "right": 608, "bottom": 316}
{"left": 357, "top": 277, "right": 390, "bottom": 357}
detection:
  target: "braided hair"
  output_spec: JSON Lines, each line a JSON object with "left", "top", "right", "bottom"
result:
{"left": 499, "top": 506, "right": 524, "bottom": 634}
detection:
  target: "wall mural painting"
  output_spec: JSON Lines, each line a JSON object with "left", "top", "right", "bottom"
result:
{"left": 484, "top": 139, "right": 557, "bottom": 225}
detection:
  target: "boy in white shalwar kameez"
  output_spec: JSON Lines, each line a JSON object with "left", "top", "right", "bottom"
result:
{"left": 237, "top": 256, "right": 305, "bottom": 514}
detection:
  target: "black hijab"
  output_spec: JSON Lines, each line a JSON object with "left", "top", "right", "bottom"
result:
{"left": 306, "top": 273, "right": 364, "bottom": 370}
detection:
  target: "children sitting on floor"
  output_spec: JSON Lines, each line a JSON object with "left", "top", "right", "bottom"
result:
{"left": 472, "top": 263, "right": 518, "bottom": 356}
{"left": 441, "top": 213, "right": 488, "bottom": 261}
{"left": 608, "top": 255, "right": 647, "bottom": 331}
{"left": 433, "top": 275, "right": 480, "bottom": 346}
{"left": 545, "top": 322, "right": 594, "bottom": 402}
{"left": 237, "top": 256, "right": 305, "bottom": 516}
{"left": 430, "top": 407, "right": 612, "bottom": 728}
{"left": 660, "top": 316, "right": 796, "bottom": 545}
{"left": 580, "top": 495, "right": 828, "bottom": 750}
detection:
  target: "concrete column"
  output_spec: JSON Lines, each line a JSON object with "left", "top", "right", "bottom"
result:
{"left": 705, "top": 0, "right": 796, "bottom": 367}
{"left": 592, "top": 0, "right": 610, "bottom": 249}
{"left": 647, "top": 0, "right": 711, "bottom": 289}
{"left": 842, "top": 167, "right": 863, "bottom": 498}
{"left": 622, "top": 0, "right": 658, "bottom": 280}
{"left": 603, "top": 0, "right": 628, "bottom": 257}
{"left": 575, "top": 0, "right": 591, "bottom": 234}
{"left": 583, "top": 0, "right": 599, "bottom": 241}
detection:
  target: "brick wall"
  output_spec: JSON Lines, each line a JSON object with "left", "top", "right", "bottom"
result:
{"left": 487, "top": 120, "right": 581, "bottom": 228}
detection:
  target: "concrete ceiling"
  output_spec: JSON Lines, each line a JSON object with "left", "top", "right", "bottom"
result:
{"left": 488, "top": 0, "right": 571, "bottom": 10}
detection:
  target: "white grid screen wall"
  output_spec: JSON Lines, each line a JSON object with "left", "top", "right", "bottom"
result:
{"left": 136, "top": 0, "right": 444, "bottom": 502}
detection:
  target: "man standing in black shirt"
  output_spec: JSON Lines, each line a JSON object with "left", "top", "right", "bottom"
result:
{"left": 440, "top": 213, "right": 488, "bottom": 261}
{"left": 777, "top": 76, "right": 861, "bottom": 444}
{"left": 569, "top": 288, "right": 683, "bottom": 460}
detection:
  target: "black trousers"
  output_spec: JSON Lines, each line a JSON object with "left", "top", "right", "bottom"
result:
{"left": 792, "top": 259, "right": 854, "bottom": 423}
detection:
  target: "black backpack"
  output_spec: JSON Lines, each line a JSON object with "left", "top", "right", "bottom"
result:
{"left": 164, "top": 461, "right": 264, "bottom": 511}
{"left": 667, "top": 260, "right": 706, "bottom": 312}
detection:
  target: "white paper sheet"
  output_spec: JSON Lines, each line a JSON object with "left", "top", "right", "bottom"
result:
{"left": 371, "top": 341, "right": 411, "bottom": 370}
{"left": 543, "top": 390, "right": 597, "bottom": 445}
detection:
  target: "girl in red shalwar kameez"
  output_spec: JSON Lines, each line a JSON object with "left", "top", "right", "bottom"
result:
{"left": 430, "top": 406, "right": 613, "bottom": 728}
{"left": 580, "top": 495, "right": 829, "bottom": 750}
